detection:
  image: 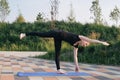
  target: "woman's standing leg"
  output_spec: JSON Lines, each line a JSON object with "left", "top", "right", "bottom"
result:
{"left": 54, "top": 38, "right": 63, "bottom": 73}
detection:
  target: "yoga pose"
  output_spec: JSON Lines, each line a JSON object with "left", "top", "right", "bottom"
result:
{"left": 20, "top": 29, "right": 109, "bottom": 74}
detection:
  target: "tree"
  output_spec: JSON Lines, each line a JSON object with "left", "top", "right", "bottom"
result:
{"left": 109, "top": 6, "right": 120, "bottom": 26}
{"left": 90, "top": 0, "right": 103, "bottom": 24}
{"left": 67, "top": 3, "right": 76, "bottom": 23}
{"left": 0, "top": 0, "right": 10, "bottom": 22}
{"left": 15, "top": 13, "right": 25, "bottom": 23}
{"left": 50, "top": 0, "right": 59, "bottom": 28}
{"left": 36, "top": 12, "right": 45, "bottom": 22}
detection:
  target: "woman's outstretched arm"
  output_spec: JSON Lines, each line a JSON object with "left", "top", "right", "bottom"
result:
{"left": 79, "top": 35, "right": 109, "bottom": 46}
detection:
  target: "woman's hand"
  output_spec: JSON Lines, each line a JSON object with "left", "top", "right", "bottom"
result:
{"left": 75, "top": 66, "right": 80, "bottom": 72}
{"left": 102, "top": 42, "right": 110, "bottom": 46}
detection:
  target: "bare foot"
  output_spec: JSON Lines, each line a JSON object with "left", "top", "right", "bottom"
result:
{"left": 57, "top": 69, "right": 65, "bottom": 74}
{"left": 20, "top": 33, "right": 26, "bottom": 39}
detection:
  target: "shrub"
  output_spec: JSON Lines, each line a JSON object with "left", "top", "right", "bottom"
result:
{"left": 0, "top": 22, "right": 120, "bottom": 65}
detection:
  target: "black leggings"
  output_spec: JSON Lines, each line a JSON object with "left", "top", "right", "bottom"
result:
{"left": 26, "top": 30, "right": 63, "bottom": 70}
{"left": 26, "top": 30, "right": 79, "bottom": 70}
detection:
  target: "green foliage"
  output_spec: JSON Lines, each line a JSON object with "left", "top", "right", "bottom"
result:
{"left": 15, "top": 14, "right": 26, "bottom": 23}
{"left": 35, "top": 12, "right": 45, "bottom": 22}
{"left": 109, "top": 6, "right": 120, "bottom": 26}
{"left": 90, "top": 0, "right": 103, "bottom": 24}
{"left": 0, "top": 22, "right": 120, "bottom": 65}
{"left": 0, "top": 0, "right": 10, "bottom": 22}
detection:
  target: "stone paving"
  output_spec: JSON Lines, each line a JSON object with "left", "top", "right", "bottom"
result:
{"left": 0, "top": 52, "right": 120, "bottom": 80}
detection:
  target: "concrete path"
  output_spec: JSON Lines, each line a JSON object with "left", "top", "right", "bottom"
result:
{"left": 0, "top": 52, "right": 120, "bottom": 80}
{"left": 0, "top": 51, "right": 47, "bottom": 57}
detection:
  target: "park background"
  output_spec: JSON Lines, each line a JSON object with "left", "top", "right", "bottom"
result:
{"left": 0, "top": 0, "right": 120, "bottom": 66}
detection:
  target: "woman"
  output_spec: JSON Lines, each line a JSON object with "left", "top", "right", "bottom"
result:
{"left": 20, "top": 29, "right": 109, "bottom": 74}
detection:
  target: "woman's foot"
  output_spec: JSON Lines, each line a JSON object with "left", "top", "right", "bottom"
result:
{"left": 20, "top": 33, "right": 26, "bottom": 39}
{"left": 57, "top": 69, "right": 65, "bottom": 74}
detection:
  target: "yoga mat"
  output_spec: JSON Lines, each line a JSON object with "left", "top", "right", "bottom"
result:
{"left": 17, "top": 72, "right": 90, "bottom": 77}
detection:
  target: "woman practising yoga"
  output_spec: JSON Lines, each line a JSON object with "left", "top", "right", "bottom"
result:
{"left": 20, "top": 29, "right": 109, "bottom": 74}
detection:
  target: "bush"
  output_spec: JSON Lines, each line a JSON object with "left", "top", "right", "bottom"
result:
{"left": 0, "top": 22, "right": 120, "bottom": 65}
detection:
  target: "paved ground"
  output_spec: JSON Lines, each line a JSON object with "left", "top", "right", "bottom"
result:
{"left": 0, "top": 51, "right": 47, "bottom": 57}
{"left": 0, "top": 52, "right": 120, "bottom": 80}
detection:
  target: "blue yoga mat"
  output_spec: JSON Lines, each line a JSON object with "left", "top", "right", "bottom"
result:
{"left": 17, "top": 72, "right": 90, "bottom": 77}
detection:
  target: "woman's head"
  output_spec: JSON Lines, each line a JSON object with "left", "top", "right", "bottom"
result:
{"left": 74, "top": 40, "right": 90, "bottom": 47}
{"left": 78, "top": 35, "right": 90, "bottom": 47}
{"left": 81, "top": 40, "right": 90, "bottom": 47}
